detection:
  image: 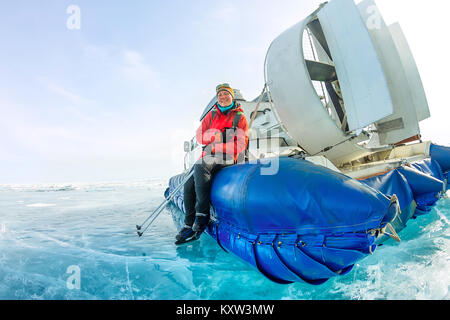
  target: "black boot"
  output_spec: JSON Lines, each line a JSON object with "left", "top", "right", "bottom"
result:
{"left": 192, "top": 213, "right": 210, "bottom": 234}
{"left": 175, "top": 225, "right": 200, "bottom": 245}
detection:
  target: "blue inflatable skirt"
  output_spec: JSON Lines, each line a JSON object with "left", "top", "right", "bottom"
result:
{"left": 165, "top": 144, "right": 449, "bottom": 285}
{"left": 362, "top": 145, "right": 449, "bottom": 240}
{"left": 167, "top": 157, "right": 399, "bottom": 284}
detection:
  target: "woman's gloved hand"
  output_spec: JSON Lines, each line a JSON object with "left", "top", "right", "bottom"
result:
{"left": 203, "top": 143, "right": 215, "bottom": 157}
{"left": 201, "top": 129, "right": 221, "bottom": 145}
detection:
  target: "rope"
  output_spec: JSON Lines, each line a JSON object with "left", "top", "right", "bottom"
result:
{"left": 382, "top": 222, "right": 401, "bottom": 242}
{"left": 248, "top": 84, "right": 268, "bottom": 130}
{"left": 310, "top": 134, "right": 358, "bottom": 157}
{"left": 367, "top": 194, "right": 402, "bottom": 244}
{"left": 390, "top": 194, "right": 401, "bottom": 214}
{"left": 368, "top": 222, "right": 401, "bottom": 243}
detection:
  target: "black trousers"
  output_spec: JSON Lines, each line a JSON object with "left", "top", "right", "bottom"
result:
{"left": 183, "top": 155, "right": 234, "bottom": 226}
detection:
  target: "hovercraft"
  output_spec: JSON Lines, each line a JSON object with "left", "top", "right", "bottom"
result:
{"left": 164, "top": 0, "right": 449, "bottom": 284}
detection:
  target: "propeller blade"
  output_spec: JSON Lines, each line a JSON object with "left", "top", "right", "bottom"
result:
{"left": 305, "top": 59, "right": 337, "bottom": 82}
{"left": 307, "top": 19, "right": 332, "bottom": 60}
{"left": 325, "top": 82, "right": 349, "bottom": 132}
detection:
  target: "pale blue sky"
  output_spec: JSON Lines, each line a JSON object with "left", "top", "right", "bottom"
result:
{"left": 0, "top": 0, "right": 448, "bottom": 184}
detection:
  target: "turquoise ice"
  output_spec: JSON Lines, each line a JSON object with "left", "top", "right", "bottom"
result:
{"left": 0, "top": 181, "right": 448, "bottom": 300}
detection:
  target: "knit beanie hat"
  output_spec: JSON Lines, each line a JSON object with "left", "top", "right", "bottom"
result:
{"left": 216, "top": 83, "right": 235, "bottom": 99}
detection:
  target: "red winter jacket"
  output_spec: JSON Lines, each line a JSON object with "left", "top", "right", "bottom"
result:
{"left": 196, "top": 103, "right": 249, "bottom": 162}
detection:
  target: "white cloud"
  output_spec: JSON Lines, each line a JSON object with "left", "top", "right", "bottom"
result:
{"left": 209, "top": 2, "right": 237, "bottom": 24}
{"left": 81, "top": 44, "right": 161, "bottom": 91}
{"left": 46, "top": 82, "right": 89, "bottom": 104}
{"left": 121, "top": 49, "right": 160, "bottom": 88}
{"left": 36, "top": 76, "right": 94, "bottom": 106}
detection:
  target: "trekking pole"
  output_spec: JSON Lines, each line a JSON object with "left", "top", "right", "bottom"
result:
{"left": 136, "top": 169, "right": 194, "bottom": 237}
